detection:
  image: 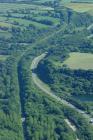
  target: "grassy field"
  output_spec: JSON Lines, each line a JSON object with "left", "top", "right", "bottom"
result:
{"left": 72, "top": 0, "right": 93, "bottom": 3}
{"left": 0, "top": 55, "right": 8, "bottom": 61}
{"left": 0, "top": 30, "right": 12, "bottom": 39}
{"left": 62, "top": 52, "right": 93, "bottom": 70}
{"left": 0, "top": 2, "right": 55, "bottom": 31}
{"left": 34, "top": 0, "right": 55, "bottom": 4}
{"left": 7, "top": 17, "right": 50, "bottom": 29}
{"left": 0, "top": 16, "right": 7, "bottom": 21}
{"left": 0, "top": 15, "right": 50, "bottom": 30}
{"left": 64, "top": 2, "right": 93, "bottom": 13}
{"left": 61, "top": 0, "right": 93, "bottom": 3}
{"left": 0, "top": 21, "right": 12, "bottom": 28}
{"left": 0, "top": 3, "right": 53, "bottom": 13}
{"left": 33, "top": 16, "right": 60, "bottom": 25}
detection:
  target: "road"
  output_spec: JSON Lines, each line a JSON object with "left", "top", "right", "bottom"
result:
{"left": 87, "top": 23, "right": 93, "bottom": 30}
{"left": 64, "top": 119, "right": 80, "bottom": 140}
{"left": 87, "top": 34, "right": 93, "bottom": 39}
{"left": 65, "top": 119, "right": 77, "bottom": 132}
{"left": 31, "top": 52, "right": 93, "bottom": 122}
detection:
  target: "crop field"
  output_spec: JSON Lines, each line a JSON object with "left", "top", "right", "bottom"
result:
{"left": 62, "top": 52, "right": 93, "bottom": 70}
{"left": 64, "top": 2, "right": 93, "bottom": 13}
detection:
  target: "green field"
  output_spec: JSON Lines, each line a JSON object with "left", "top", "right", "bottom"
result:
{"left": 7, "top": 17, "right": 50, "bottom": 29}
{"left": 64, "top": 2, "right": 93, "bottom": 13}
{"left": 0, "top": 21, "right": 12, "bottom": 28}
{"left": 0, "top": 3, "right": 53, "bottom": 13}
{"left": 0, "top": 2, "right": 55, "bottom": 31}
{"left": 0, "top": 16, "right": 49, "bottom": 29}
{"left": 0, "top": 30, "right": 12, "bottom": 39}
{"left": 61, "top": 0, "right": 93, "bottom": 3}
{"left": 0, "top": 55, "right": 8, "bottom": 61}
{"left": 72, "top": 0, "right": 93, "bottom": 2}
{"left": 35, "top": 0, "right": 54, "bottom": 2}
{"left": 62, "top": 52, "right": 93, "bottom": 70}
{"left": 33, "top": 16, "right": 60, "bottom": 25}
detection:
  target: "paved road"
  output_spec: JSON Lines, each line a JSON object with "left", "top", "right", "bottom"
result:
{"left": 31, "top": 52, "right": 93, "bottom": 123}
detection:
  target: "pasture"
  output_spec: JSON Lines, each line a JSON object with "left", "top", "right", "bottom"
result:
{"left": 61, "top": 0, "right": 93, "bottom": 3}
{"left": 0, "top": 55, "right": 8, "bottom": 61}
{"left": 62, "top": 52, "right": 93, "bottom": 70}
{"left": 0, "top": 3, "right": 53, "bottom": 13}
{"left": 33, "top": 16, "right": 60, "bottom": 26}
{"left": 7, "top": 17, "right": 50, "bottom": 29}
{"left": 0, "top": 2, "right": 55, "bottom": 31}
{"left": 0, "top": 21, "right": 12, "bottom": 28}
{"left": 0, "top": 30, "right": 12, "bottom": 39}
{"left": 64, "top": 3, "right": 93, "bottom": 13}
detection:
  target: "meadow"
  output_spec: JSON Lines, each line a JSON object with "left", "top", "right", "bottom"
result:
{"left": 7, "top": 17, "right": 50, "bottom": 29}
{"left": 61, "top": 0, "right": 93, "bottom": 3}
{"left": 63, "top": 52, "right": 93, "bottom": 70}
{"left": 0, "top": 2, "right": 56, "bottom": 39}
{"left": 0, "top": 30, "right": 12, "bottom": 39}
{"left": 64, "top": 2, "right": 93, "bottom": 14}
{"left": 0, "top": 3, "right": 53, "bottom": 13}
{"left": 33, "top": 16, "right": 60, "bottom": 26}
{"left": 0, "top": 55, "right": 8, "bottom": 61}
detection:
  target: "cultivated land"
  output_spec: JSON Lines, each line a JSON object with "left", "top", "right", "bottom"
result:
{"left": 63, "top": 52, "right": 93, "bottom": 70}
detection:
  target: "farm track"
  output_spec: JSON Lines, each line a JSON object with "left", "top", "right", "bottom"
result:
{"left": 87, "top": 23, "right": 93, "bottom": 30}
{"left": 64, "top": 119, "right": 80, "bottom": 140}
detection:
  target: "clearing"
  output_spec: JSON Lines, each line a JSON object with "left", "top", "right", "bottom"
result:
{"left": 0, "top": 55, "right": 8, "bottom": 61}
{"left": 64, "top": 3, "right": 93, "bottom": 14}
{"left": 62, "top": 52, "right": 93, "bottom": 70}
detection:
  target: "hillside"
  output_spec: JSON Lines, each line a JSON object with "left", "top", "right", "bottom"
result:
{"left": 0, "top": 0, "right": 93, "bottom": 140}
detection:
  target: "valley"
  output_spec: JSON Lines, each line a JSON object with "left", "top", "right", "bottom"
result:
{"left": 0, "top": 0, "right": 93, "bottom": 140}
